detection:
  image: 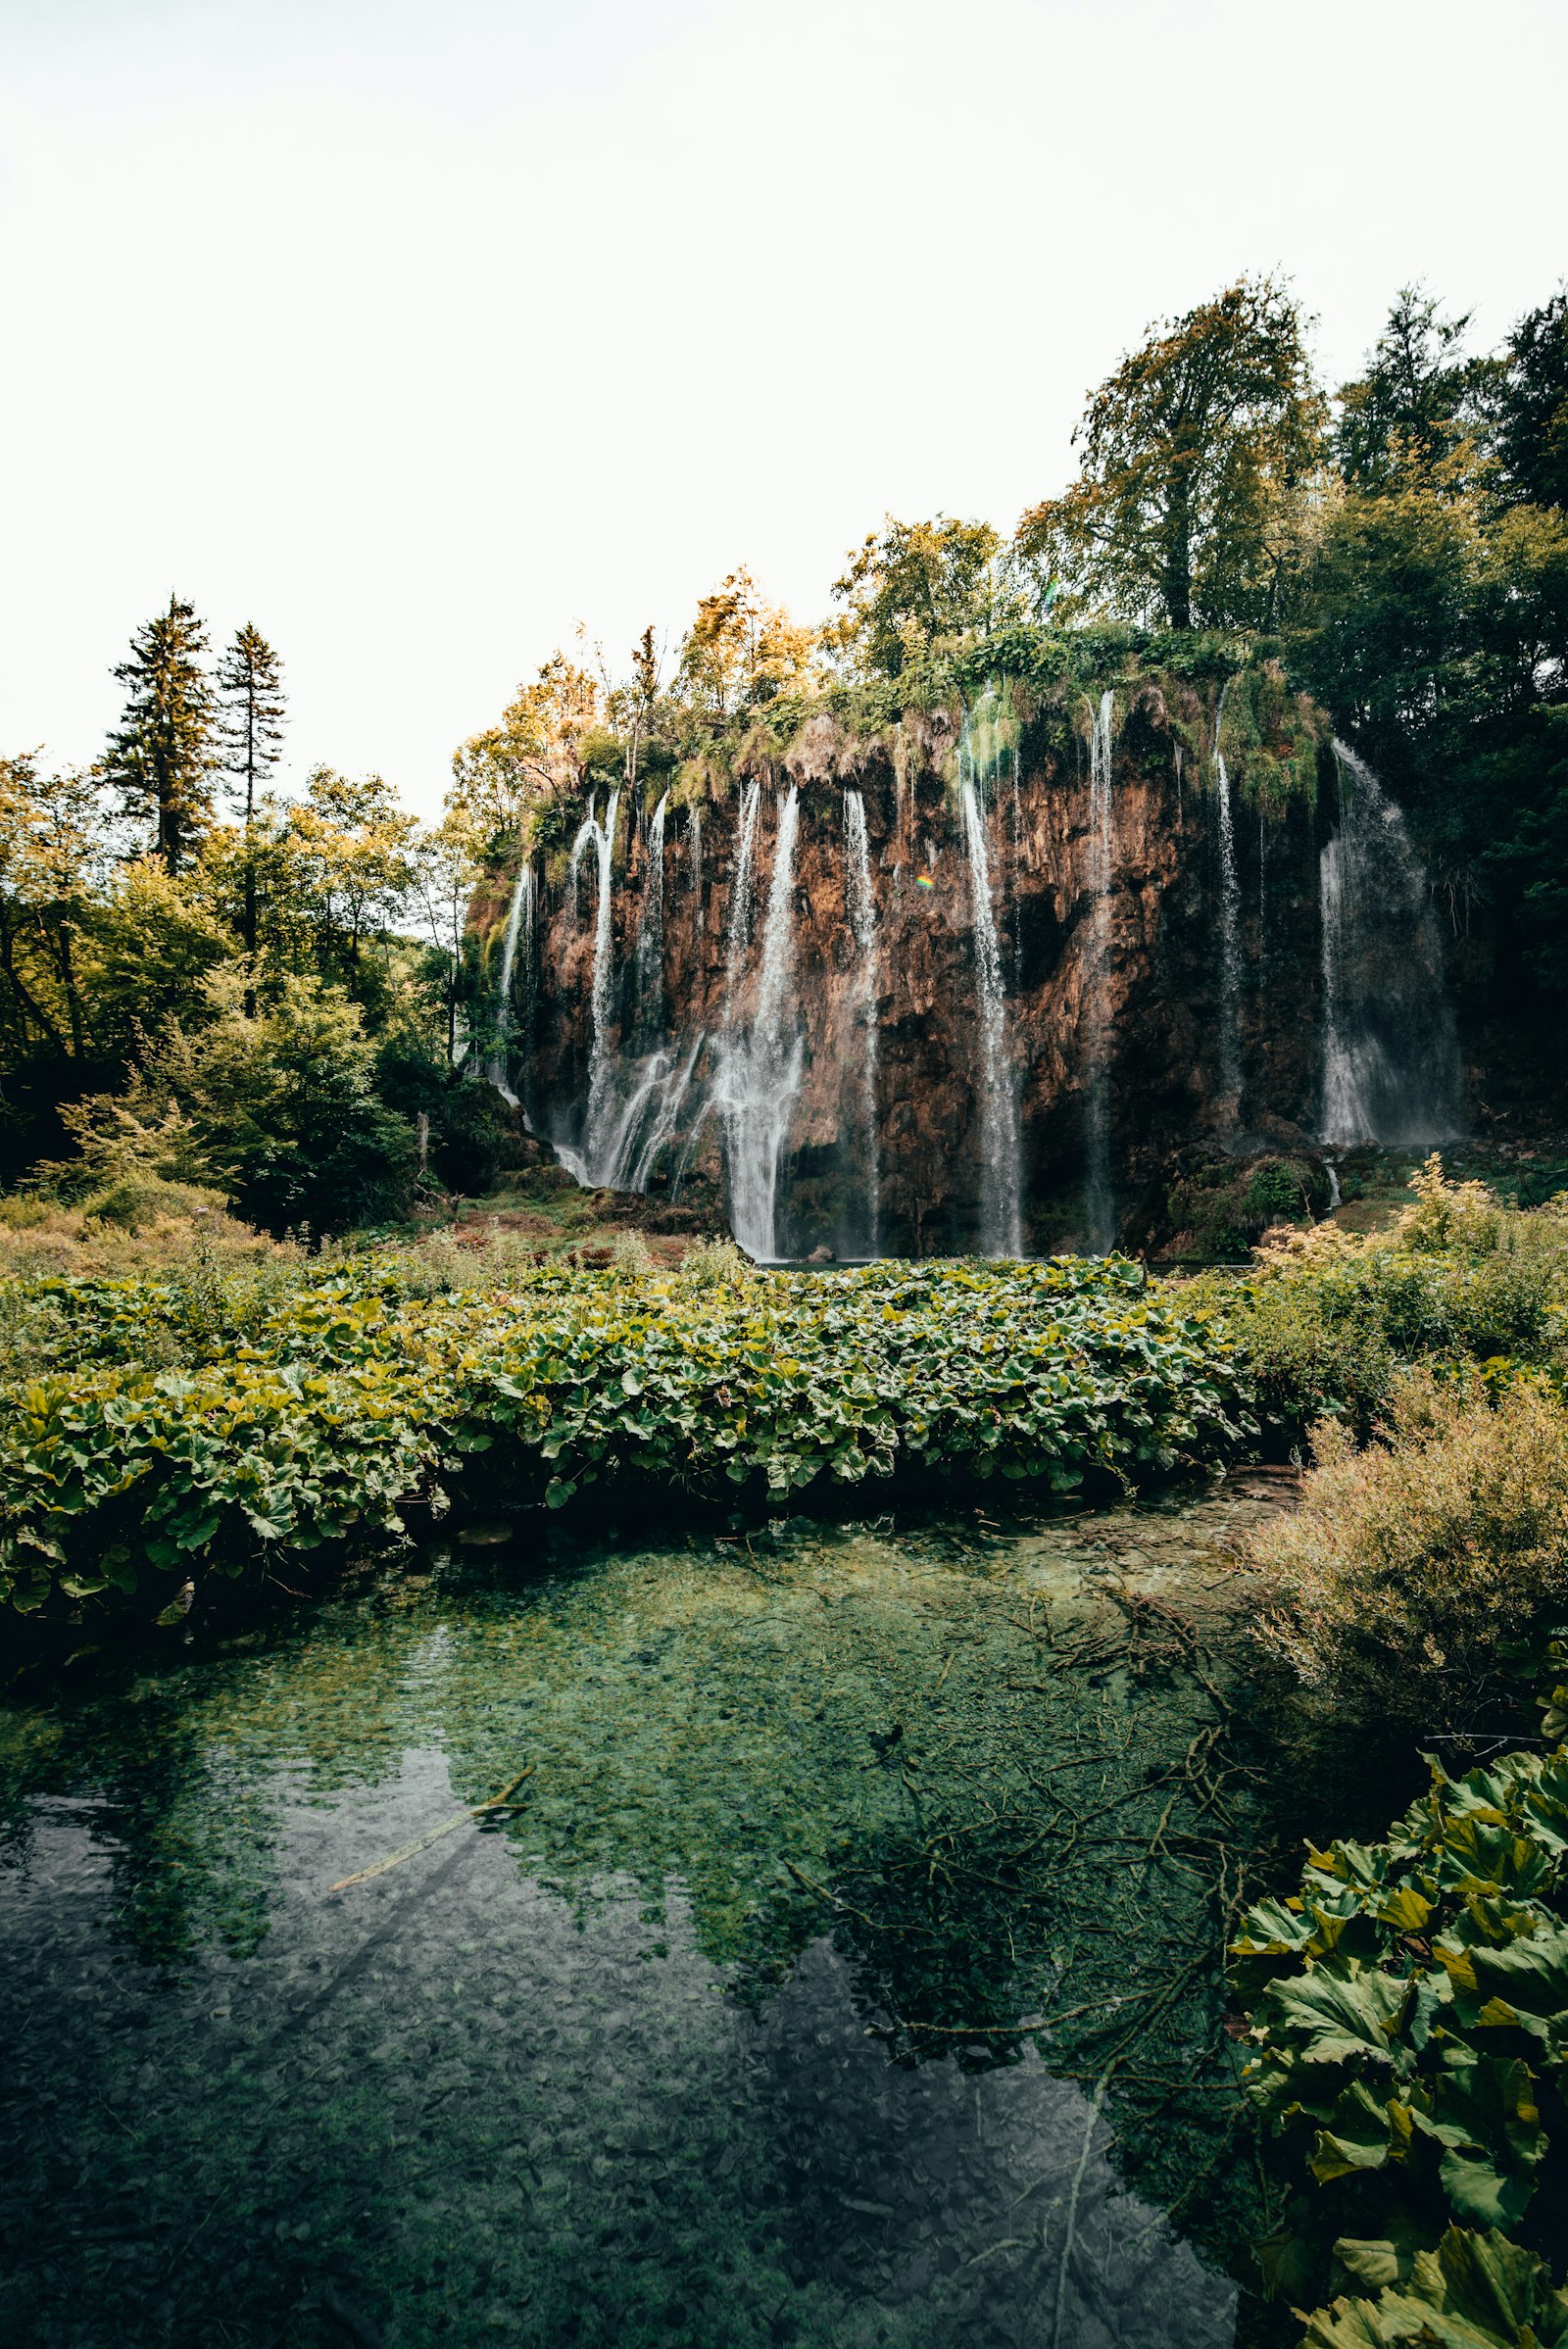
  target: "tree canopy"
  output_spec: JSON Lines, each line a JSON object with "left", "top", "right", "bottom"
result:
{"left": 1017, "top": 275, "right": 1326, "bottom": 631}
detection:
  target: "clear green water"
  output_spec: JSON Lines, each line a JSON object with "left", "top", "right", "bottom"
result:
{"left": 0, "top": 1490, "right": 1295, "bottom": 2348}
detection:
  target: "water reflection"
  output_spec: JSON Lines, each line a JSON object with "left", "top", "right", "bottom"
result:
{"left": 0, "top": 1493, "right": 1288, "bottom": 2347}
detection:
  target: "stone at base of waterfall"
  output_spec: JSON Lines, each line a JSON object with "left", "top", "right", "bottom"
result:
{"left": 808, "top": 1245, "right": 834, "bottom": 1263}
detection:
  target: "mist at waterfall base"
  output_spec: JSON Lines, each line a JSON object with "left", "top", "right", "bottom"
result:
{"left": 489, "top": 701, "right": 1463, "bottom": 1260}
{"left": 1319, "top": 743, "right": 1463, "bottom": 1149}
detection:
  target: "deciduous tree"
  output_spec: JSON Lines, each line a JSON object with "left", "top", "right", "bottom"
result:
{"left": 1017, "top": 276, "right": 1326, "bottom": 630}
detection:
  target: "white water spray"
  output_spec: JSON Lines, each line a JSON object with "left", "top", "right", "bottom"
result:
{"left": 843, "top": 787, "right": 880, "bottom": 1256}
{"left": 714, "top": 787, "right": 805, "bottom": 1259}
{"left": 634, "top": 792, "right": 667, "bottom": 1037}
{"left": 1082, "top": 689, "right": 1116, "bottom": 1251}
{"left": 958, "top": 771, "right": 1023, "bottom": 1257}
{"left": 1320, "top": 742, "right": 1462, "bottom": 1144}
{"left": 1212, "top": 681, "right": 1243, "bottom": 1123}
{"left": 554, "top": 793, "right": 623, "bottom": 1185}
{"left": 487, "top": 860, "right": 532, "bottom": 1108}
{"left": 723, "top": 778, "right": 763, "bottom": 1007}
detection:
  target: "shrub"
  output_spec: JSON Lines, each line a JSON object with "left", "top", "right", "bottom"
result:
{"left": 1250, "top": 1371, "right": 1568, "bottom": 1732}
{"left": 1194, "top": 1161, "right": 1568, "bottom": 1443}
{"left": 0, "top": 1195, "right": 279, "bottom": 1282}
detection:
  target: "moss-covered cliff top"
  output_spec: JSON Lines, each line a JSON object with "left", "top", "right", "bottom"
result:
{"left": 489, "top": 626, "right": 1328, "bottom": 903}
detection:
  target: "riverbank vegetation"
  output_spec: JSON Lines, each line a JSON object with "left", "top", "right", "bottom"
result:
{"left": 1221, "top": 1164, "right": 1568, "bottom": 2344}
{"left": 0, "top": 1252, "right": 1250, "bottom": 1622}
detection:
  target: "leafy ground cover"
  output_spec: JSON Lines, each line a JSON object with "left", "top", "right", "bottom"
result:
{"left": 0, "top": 1249, "right": 1250, "bottom": 1622}
{"left": 1232, "top": 1726, "right": 1568, "bottom": 2347}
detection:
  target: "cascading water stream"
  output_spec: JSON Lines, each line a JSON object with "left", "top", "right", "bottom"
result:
{"left": 957, "top": 757, "right": 1023, "bottom": 1258}
{"left": 843, "top": 788, "right": 880, "bottom": 1256}
{"left": 714, "top": 787, "right": 804, "bottom": 1259}
{"left": 634, "top": 792, "right": 667, "bottom": 1039}
{"left": 1082, "top": 689, "right": 1116, "bottom": 1252}
{"left": 724, "top": 779, "right": 762, "bottom": 1007}
{"left": 1320, "top": 742, "right": 1462, "bottom": 1144}
{"left": 1212, "top": 681, "right": 1243, "bottom": 1124}
{"left": 688, "top": 805, "right": 703, "bottom": 902}
{"left": 487, "top": 860, "right": 532, "bottom": 1109}
{"left": 554, "top": 792, "right": 623, "bottom": 1186}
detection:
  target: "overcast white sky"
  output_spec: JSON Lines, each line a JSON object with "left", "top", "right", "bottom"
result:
{"left": 2, "top": 0, "right": 1564, "bottom": 816}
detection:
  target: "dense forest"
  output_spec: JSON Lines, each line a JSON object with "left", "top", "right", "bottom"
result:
{"left": 3, "top": 272, "right": 1565, "bottom": 1232}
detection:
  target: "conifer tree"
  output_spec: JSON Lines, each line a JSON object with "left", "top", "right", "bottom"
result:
{"left": 103, "top": 594, "right": 217, "bottom": 872}
{"left": 217, "top": 622, "right": 286, "bottom": 966}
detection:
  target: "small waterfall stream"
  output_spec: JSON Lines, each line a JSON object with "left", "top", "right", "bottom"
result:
{"left": 1212, "top": 681, "right": 1243, "bottom": 1124}
{"left": 1320, "top": 742, "right": 1462, "bottom": 1144}
{"left": 688, "top": 804, "right": 703, "bottom": 901}
{"left": 956, "top": 741, "right": 1023, "bottom": 1257}
{"left": 634, "top": 792, "right": 667, "bottom": 1039}
{"left": 554, "top": 792, "right": 622, "bottom": 1185}
{"left": 1083, "top": 689, "right": 1116, "bottom": 1251}
{"left": 724, "top": 778, "right": 763, "bottom": 1005}
{"left": 487, "top": 860, "right": 532, "bottom": 1108}
{"left": 843, "top": 788, "right": 880, "bottom": 1256}
{"left": 715, "top": 787, "right": 805, "bottom": 1259}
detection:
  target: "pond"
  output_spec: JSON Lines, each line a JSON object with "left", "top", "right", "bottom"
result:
{"left": 0, "top": 1483, "right": 1302, "bottom": 2349}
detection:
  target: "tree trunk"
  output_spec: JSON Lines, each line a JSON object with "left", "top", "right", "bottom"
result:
{"left": 1163, "top": 471, "right": 1194, "bottom": 630}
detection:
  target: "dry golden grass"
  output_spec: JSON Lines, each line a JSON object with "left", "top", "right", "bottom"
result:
{"left": 0, "top": 1195, "right": 284, "bottom": 1278}
{"left": 1250, "top": 1368, "right": 1568, "bottom": 1731}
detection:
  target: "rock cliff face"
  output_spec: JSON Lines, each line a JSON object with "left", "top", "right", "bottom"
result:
{"left": 487, "top": 670, "right": 1457, "bottom": 1257}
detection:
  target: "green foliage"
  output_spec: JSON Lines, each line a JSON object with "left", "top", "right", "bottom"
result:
{"left": 1301, "top": 2227, "right": 1568, "bottom": 2349}
{"left": 1232, "top": 1744, "right": 1568, "bottom": 2342}
{"left": 102, "top": 592, "right": 219, "bottom": 872}
{"left": 823, "top": 515, "right": 1044, "bottom": 680}
{"left": 1017, "top": 274, "right": 1327, "bottom": 631}
{"left": 1493, "top": 291, "right": 1568, "bottom": 512}
{"left": 1194, "top": 1164, "right": 1568, "bottom": 1443}
{"left": 1166, "top": 1154, "right": 1329, "bottom": 1263}
{"left": 1334, "top": 285, "right": 1494, "bottom": 492}
{"left": 144, "top": 976, "right": 416, "bottom": 1238}
{"left": 0, "top": 1253, "right": 1251, "bottom": 1618}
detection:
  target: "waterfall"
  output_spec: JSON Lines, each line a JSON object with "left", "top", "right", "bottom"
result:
{"left": 843, "top": 787, "right": 880, "bottom": 1256}
{"left": 553, "top": 792, "right": 623, "bottom": 1185}
{"left": 1082, "top": 689, "right": 1116, "bottom": 1252}
{"left": 723, "top": 777, "right": 763, "bottom": 1005}
{"left": 689, "top": 804, "right": 703, "bottom": 901}
{"left": 714, "top": 787, "right": 805, "bottom": 1259}
{"left": 958, "top": 772, "right": 1023, "bottom": 1257}
{"left": 1320, "top": 742, "right": 1462, "bottom": 1145}
{"left": 487, "top": 859, "right": 532, "bottom": 1108}
{"left": 634, "top": 792, "right": 667, "bottom": 1038}
{"left": 1213, "top": 681, "right": 1243, "bottom": 1123}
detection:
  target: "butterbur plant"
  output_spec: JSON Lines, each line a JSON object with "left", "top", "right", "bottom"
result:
{"left": 1232, "top": 1742, "right": 1568, "bottom": 2345}
{"left": 0, "top": 1254, "right": 1253, "bottom": 1620}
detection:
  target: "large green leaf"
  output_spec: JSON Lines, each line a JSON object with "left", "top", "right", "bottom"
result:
{"left": 1257, "top": 1963, "right": 1410, "bottom": 2067}
{"left": 1301, "top": 2227, "right": 1568, "bottom": 2349}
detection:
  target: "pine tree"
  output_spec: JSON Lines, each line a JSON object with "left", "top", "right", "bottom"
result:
{"left": 217, "top": 623, "right": 286, "bottom": 967}
{"left": 103, "top": 594, "right": 217, "bottom": 872}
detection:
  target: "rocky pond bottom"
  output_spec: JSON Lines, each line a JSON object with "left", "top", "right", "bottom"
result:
{"left": 0, "top": 1483, "right": 1307, "bottom": 2349}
